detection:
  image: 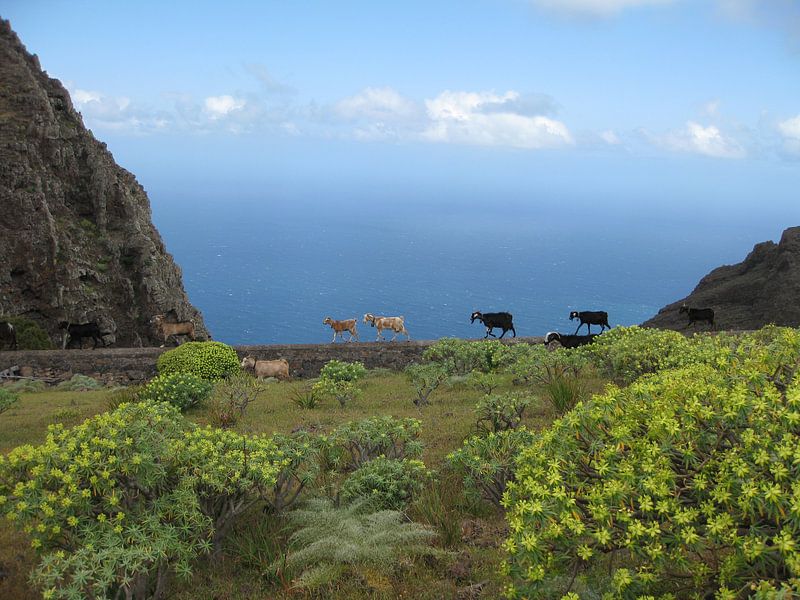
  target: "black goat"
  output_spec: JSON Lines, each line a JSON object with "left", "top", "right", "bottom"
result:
{"left": 0, "top": 321, "right": 17, "bottom": 350}
{"left": 470, "top": 311, "right": 516, "bottom": 339}
{"left": 544, "top": 331, "right": 597, "bottom": 349}
{"left": 569, "top": 310, "right": 610, "bottom": 335}
{"left": 59, "top": 321, "right": 106, "bottom": 349}
{"left": 679, "top": 305, "right": 715, "bottom": 328}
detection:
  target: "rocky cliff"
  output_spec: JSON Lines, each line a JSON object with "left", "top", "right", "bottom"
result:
{"left": 0, "top": 19, "right": 208, "bottom": 346}
{"left": 643, "top": 226, "right": 800, "bottom": 331}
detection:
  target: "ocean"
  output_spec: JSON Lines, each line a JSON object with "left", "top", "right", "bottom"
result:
{"left": 152, "top": 194, "right": 784, "bottom": 345}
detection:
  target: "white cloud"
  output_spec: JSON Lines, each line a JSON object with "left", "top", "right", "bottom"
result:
{"left": 778, "top": 115, "right": 800, "bottom": 155}
{"left": 421, "top": 90, "right": 573, "bottom": 149}
{"left": 68, "top": 86, "right": 168, "bottom": 134}
{"left": 600, "top": 129, "right": 621, "bottom": 144}
{"left": 335, "top": 87, "right": 420, "bottom": 121}
{"left": 662, "top": 121, "right": 746, "bottom": 158}
{"left": 529, "top": 0, "right": 674, "bottom": 17}
{"left": 204, "top": 95, "right": 246, "bottom": 119}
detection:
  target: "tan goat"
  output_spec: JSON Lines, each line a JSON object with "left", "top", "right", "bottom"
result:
{"left": 322, "top": 317, "right": 359, "bottom": 343}
{"left": 240, "top": 356, "right": 290, "bottom": 380}
{"left": 150, "top": 314, "right": 195, "bottom": 347}
{"left": 362, "top": 313, "right": 410, "bottom": 341}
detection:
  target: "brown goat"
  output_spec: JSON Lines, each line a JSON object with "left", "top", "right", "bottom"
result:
{"left": 240, "top": 356, "right": 290, "bottom": 380}
{"left": 322, "top": 317, "right": 359, "bottom": 343}
{"left": 150, "top": 314, "right": 195, "bottom": 347}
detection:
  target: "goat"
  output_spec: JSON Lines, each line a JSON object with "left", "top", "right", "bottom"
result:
{"left": 569, "top": 310, "right": 610, "bottom": 335}
{"left": 544, "top": 331, "right": 596, "bottom": 349}
{"left": 59, "top": 321, "right": 106, "bottom": 349}
{"left": 362, "top": 313, "right": 410, "bottom": 341}
{"left": 150, "top": 314, "right": 195, "bottom": 347}
{"left": 679, "top": 305, "right": 715, "bottom": 328}
{"left": 241, "top": 356, "right": 290, "bottom": 380}
{"left": 323, "top": 317, "right": 359, "bottom": 343}
{"left": 0, "top": 321, "right": 17, "bottom": 350}
{"left": 470, "top": 311, "right": 516, "bottom": 339}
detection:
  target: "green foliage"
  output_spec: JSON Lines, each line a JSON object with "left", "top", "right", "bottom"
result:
{"left": 423, "top": 338, "right": 511, "bottom": 375}
{"left": 4, "top": 379, "right": 46, "bottom": 393}
{"left": 106, "top": 385, "right": 144, "bottom": 410}
{"left": 207, "top": 373, "right": 263, "bottom": 428}
{"left": 405, "top": 362, "right": 447, "bottom": 406}
{"left": 139, "top": 372, "right": 212, "bottom": 411}
{"left": 327, "top": 416, "right": 424, "bottom": 471}
{"left": 313, "top": 360, "right": 367, "bottom": 408}
{"left": 291, "top": 385, "right": 319, "bottom": 409}
{"left": 467, "top": 369, "right": 502, "bottom": 395}
{"left": 448, "top": 428, "right": 535, "bottom": 508}
{"left": 264, "top": 432, "right": 321, "bottom": 512}
{"left": 4, "top": 317, "right": 54, "bottom": 350}
{"left": 0, "top": 388, "right": 19, "bottom": 415}
{"left": 410, "top": 471, "right": 466, "bottom": 547}
{"left": 0, "top": 401, "right": 281, "bottom": 599}
{"left": 319, "top": 359, "right": 367, "bottom": 383}
{"left": 341, "top": 457, "right": 432, "bottom": 510}
{"left": 543, "top": 374, "right": 585, "bottom": 414}
{"left": 55, "top": 374, "right": 103, "bottom": 392}
{"left": 503, "top": 327, "right": 800, "bottom": 599}
{"left": 279, "top": 497, "right": 437, "bottom": 590}
{"left": 580, "top": 325, "right": 692, "bottom": 384}
{"left": 475, "top": 392, "right": 531, "bottom": 434}
{"left": 507, "top": 343, "right": 586, "bottom": 386}
{"left": 156, "top": 341, "right": 240, "bottom": 381}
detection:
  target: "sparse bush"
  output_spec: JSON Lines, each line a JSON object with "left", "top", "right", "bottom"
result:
{"left": 448, "top": 428, "right": 535, "bottom": 508}
{"left": 55, "top": 374, "right": 103, "bottom": 391}
{"left": 139, "top": 372, "right": 212, "bottom": 411}
{"left": 410, "top": 471, "right": 465, "bottom": 547}
{"left": 156, "top": 341, "right": 240, "bottom": 381}
{"left": 264, "top": 432, "right": 321, "bottom": 512}
{"left": 291, "top": 385, "right": 319, "bottom": 410}
{"left": 503, "top": 327, "right": 800, "bottom": 598}
{"left": 106, "top": 384, "right": 144, "bottom": 410}
{"left": 328, "top": 416, "right": 423, "bottom": 471}
{"left": 543, "top": 374, "right": 585, "bottom": 414}
{"left": 405, "top": 362, "right": 447, "bottom": 406}
{"left": 0, "top": 388, "right": 19, "bottom": 415}
{"left": 279, "top": 497, "right": 437, "bottom": 590}
{"left": 50, "top": 407, "right": 81, "bottom": 424}
{"left": 467, "top": 369, "right": 502, "bottom": 395}
{"left": 208, "top": 373, "right": 263, "bottom": 428}
{"left": 312, "top": 360, "right": 367, "bottom": 408}
{"left": 4, "top": 317, "right": 54, "bottom": 350}
{"left": 475, "top": 392, "right": 530, "bottom": 434}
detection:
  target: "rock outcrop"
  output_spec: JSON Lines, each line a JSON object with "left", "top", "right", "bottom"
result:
{"left": 0, "top": 19, "right": 208, "bottom": 346}
{"left": 643, "top": 227, "right": 800, "bottom": 331}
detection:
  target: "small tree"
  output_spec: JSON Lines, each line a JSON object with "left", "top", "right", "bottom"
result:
{"left": 312, "top": 360, "right": 366, "bottom": 408}
{"left": 208, "top": 373, "right": 263, "bottom": 428}
{"left": 405, "top": 362, "right": 447, "bottom": 406}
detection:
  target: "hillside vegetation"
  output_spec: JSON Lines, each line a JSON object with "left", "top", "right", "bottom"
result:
{"left": 0, "top": 327, "right": 798, "bottom": 599}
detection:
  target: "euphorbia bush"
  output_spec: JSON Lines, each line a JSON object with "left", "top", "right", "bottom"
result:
{"left": 156, "top": 341, "right": 240, "bottom": 381}
{"left": 340, "top": 456, "right": 432, "bottom": 510}
{"left": 423, "top": 338, "right": 511, "bottom": 375}
{"left": 503, "top": 327, "right": 800, "bottom": 599}
{"left": 0, "top": 401, "right": 281, "bottom": 599}
{"left": 327, "top": 416, "right": 423, "bottom": 471}
{"left": 139, "top": 372, "right": 212, "bottom": 411}
{"left": 313, "top": 360, "right": 367, "bottom": 407}
{"left": 474, "top": 392, "right": 531, "bottom": 434}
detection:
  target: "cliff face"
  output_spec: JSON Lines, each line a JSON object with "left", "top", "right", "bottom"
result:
{"left": 0, "top": 20, "right": 208, "bottom": 346}
{"left": 643, "top": 227, "right": 800, "bottom": 331}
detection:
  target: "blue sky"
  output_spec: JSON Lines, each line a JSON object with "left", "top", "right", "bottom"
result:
{"left": 3, "top": 0, "right": 799, "bottom": 214}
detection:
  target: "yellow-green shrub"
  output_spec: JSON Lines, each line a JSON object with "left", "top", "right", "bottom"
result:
{"left": 156, "top": 341, "right": 240, "bottom": 381}
{"left": 139, "top": 372, "right": 212, "bottom": 411}
{"left": 503, "top": 327, "right": 800, "bottom": 599}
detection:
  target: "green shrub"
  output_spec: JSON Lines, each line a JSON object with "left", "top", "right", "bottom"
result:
{"left": 156, "top": 341, "right": 240, "bottom": 381}
{"left": 318, "top": 359, "right": 367, "bottom": 383}
{"left": 0, "top": 388, "right": 19, "bottom": 415}
{"left": 475, "top": 392, "right": 531, "bottom": 434}
{"left": 55, "top": 374, "right": 103, "bottom": 391}
{"left": 507, "top": 343, "right": 586, "bottom": 386}
{"left": 106, "top": 384, "right": 144, "bottom": 410}
{"left": 264, "top": 432, "right": 321, "bottom": 512}
{"left": 139, "top": 372, "right": 212, "bottom": 411}
{"left": 328, "top": 416, "right": 424, "bottom": 471}
{"left": 405, "top": 362, "right": 447, "bottom": 406}
{"left": 467, "top": 369, "right": 502, "bottom": 395}
{"left": 279, "top": 497, "right": 437, "bottom": 590}
{"left": 503, "top": 326, "right": 800, "bottom": 598}
{"left": 291, "top": 385, "right": 319, "bottom": 410}
{"left": 423, "top": 338, "right": 511, "bottom": 375}
{"left": 4, "top": 317, "right": 54, "bottom": 350}
{"left": 4, "top": 379, "right": 46, "bottom": 393}
{"left": 0, "top": 401, "right": 282, "bottom": 598}
{"left": 448, "top": 428, "right": 535, "bottom": 508}
{"left": 341, "top": 456, "right": 432, "bottom": 510}
{"left": 580, "top": 325, "right": 691, "bottom": 384}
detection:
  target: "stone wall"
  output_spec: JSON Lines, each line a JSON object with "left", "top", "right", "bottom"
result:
{"left": 1, "top": 337, "right": 544, "bottom": 385}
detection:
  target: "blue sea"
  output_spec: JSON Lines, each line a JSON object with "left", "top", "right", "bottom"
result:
{"left": 152, "top": 194, "right": 789, "bottom": 345}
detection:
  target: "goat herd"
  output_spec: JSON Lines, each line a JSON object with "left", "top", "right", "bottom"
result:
{"left": 0, "top": 304, "right": 715, "bottom": 351}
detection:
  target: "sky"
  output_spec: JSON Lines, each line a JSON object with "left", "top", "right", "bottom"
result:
{"left": 2, "top": 0, "right": 799, "bottom": 214}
